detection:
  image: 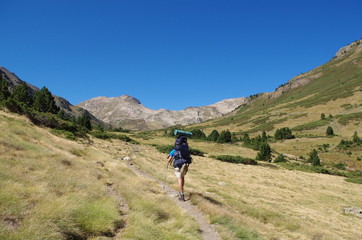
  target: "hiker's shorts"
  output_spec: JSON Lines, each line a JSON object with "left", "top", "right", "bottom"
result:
{"left": 174, "top": 164, "right": 189, "bottom": 178}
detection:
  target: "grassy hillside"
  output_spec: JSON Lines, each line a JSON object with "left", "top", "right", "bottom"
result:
{"left": 184, "top": 39, "right": 362, "bottom": 171}
{"left": 0, "top": 110, "right": 200, "bottom": 240}
{"left": 1, "top": 109, "right": 362, "bottom": 239}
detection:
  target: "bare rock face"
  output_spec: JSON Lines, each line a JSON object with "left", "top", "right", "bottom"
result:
{"left": 77, "top": 96, "right": 247, "bottom": 130}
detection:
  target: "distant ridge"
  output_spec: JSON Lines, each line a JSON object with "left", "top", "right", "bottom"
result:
{"left": 77, "top": 95, "right": 248, "bottom": 130}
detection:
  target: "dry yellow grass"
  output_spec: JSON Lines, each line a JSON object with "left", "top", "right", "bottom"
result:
{"left": 0, "top": 110, "right": 201, "bottom": 240}
{"left": 2, "top": 109, "right": 362, "bottom": 239}
{"left": 97, "top": 135, "right": 362, "bottom": 240}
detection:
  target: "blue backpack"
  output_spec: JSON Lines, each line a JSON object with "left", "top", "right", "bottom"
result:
{"left": 173, "top": 136, "right": 192, "bottom": 168}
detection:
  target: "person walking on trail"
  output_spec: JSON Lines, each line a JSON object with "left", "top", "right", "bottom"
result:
{"left": 167, "top": 133, "right": 192, "bottom": 201}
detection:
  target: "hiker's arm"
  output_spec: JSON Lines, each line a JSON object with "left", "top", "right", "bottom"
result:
{"left": 167, "top": 155, "right": 173, "bottom": 165}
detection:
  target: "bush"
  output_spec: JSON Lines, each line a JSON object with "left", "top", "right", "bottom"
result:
{"left": 333, "top": 162, "right": 346, "bottom": 170}
{"left": 274, "top": 127, "right": 295, "bottom": 140}
{"left": 4, "top": 98, "right": 28, "bottom": 114}
{"left": 91, "top": 131, "right": 137, "bottom": 143}
{"left": 26, "top": 110, "right": 88, "bottom": 138}
{"left": 274, "top": 154, "right": 287, "bottom": 163}
{"left": 212, "top": 155, "right": 257, "bottom": 165}
{"left": 154, "top": 144, "right": 205, "bottom": 156}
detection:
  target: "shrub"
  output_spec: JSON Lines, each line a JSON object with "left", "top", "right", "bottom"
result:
{"left": 4, "top": 98, "right": 28, "bottom": 114}
{"left": 274, "top": 127, "right": 295, "bottom": 140}
{"left": 206, "top": 130, "right": 219, "bottom": 142}
{"left": 212, "top": 155, "right": 257, "bottom": 165}
{"left": 274, "top": 154, "right": 287, "bottom": 163}
{"left": 91, "top": 131, "right": 137, "bottom": 143}
{"left": 154, "top": 144, "right": 205, "bottom": 156}
{"left": 333, "top": 162, "right": 346, "bottom": 170}
{"left": 337, "top": 139, "right": 354, "bottom": 149}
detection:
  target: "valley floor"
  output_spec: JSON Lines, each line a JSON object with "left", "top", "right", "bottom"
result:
{"left": 1, "top": 110, "right": 362, "bottom": 240}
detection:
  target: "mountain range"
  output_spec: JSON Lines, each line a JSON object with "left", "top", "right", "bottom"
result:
{"left": 77, "top": 95, "right": 247, "bottom": 130}
{"left": 1, "top": 38, "right": 361, "bottom": 132}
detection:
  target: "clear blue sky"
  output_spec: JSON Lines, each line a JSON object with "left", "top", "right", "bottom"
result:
{"left": 2, "top": 0, "right": 362, "bottom": 110}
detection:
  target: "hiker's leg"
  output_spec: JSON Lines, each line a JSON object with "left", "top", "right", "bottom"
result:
{"left": 178, "top": 177, "right": 184, "bottom": 193}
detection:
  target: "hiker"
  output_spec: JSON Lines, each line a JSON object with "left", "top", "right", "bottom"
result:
{"left": 167, "top": 134, "right": 192, "bottom": 201}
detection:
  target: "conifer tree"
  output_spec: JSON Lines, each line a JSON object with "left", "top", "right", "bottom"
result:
{"left": 308, "top": 149, "right": 321, "bottom": 166}
{"left": 217, "top": 130, "right": 232, "bottom": 143}
{"left": 352, "top": 131, "right": 360, "bottom": 143}
{"left": 207, "top": 130, "right": 219, "bottom": 142}
{"left": 77, "top": 113, "right": 92, "bottom": 130}
{"left": 32, "top": 87, "right": 59, "bottom": 113}
{"left": 261, "top": 130, "right": 267, "bottom": 142}
{"left": 0, "top": 78, "right": 11, "bottom": 102}
{"left": 326, "top": 126, "right": 334, "bottom": 136}
{"left": 13, "top": 83, "right": 33, "bottom": 105}
{"left": 241, "top": 133, "right": 250, "bottom": 144}
{"left": 191, "top": 129, "right": 206, "bottom": 139}
{"left": 256, "top": 143, "right": 272, "bottom": 161}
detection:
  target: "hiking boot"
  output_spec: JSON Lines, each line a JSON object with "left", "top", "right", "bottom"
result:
{"left": 178, "top": 194, "right": 185, "bottom": 201}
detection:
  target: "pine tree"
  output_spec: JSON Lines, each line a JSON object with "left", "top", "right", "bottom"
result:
{"left": 261, "top": 130, "right": 267, "bottom": 142}
{"left": 326, "top": 126, "right": 334, "bottom": 136}
{"left": 256, "top": 143, "right": 272, "bottom": 161}
{"left": 77, "top": 113, "right": 92, "bottom": 130}
{"left": 191, "top": 129, "right": 206, "bottom": 139}
{"left": 13, "top": 83, "right": 33, "bottom": 105}
{"left": 217, "top": 130, "right": 232, "bottom": 143}
{"left": 32, "top": 87, "right": 59, "bottom": 114}
{"left": 352, "top": 131, "right": 360, "bottom": 143}
{"left": 308, "top": 149, "right": 321, "bottom": 166}
{"left": 207, "top": 130, "right": 219, "bottom": 142}
{"left": 241, "top": 133, "right": 250, "bottom": 144}
{"left": 0, "top": 78, "right": 11, "bottom": 102}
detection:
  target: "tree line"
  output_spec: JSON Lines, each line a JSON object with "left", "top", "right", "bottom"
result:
{"left": 0, "top": 76, "right": 92, "bottom": 137}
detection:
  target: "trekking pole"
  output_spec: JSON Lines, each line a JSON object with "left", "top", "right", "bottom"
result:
{"left": 165, "top": 163, "right": 169, "bottom": 180}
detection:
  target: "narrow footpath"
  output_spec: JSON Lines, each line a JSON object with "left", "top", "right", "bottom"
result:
{"left": 125, "top": 158, "right": 221, "bottom": 240}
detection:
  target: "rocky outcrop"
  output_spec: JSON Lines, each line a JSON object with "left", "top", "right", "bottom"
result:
{"left": 335, "top": 39, "right": 362, "bottom": 58}
{"left": 77, "top": 95, "right": 247, "bottom": 130}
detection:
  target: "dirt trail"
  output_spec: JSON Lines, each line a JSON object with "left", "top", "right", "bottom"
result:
{"left": 93, "top": 140, "right": 220, "bottom": 240}
{"left": 125, "top": 159, "right": 221, "bottom": 240}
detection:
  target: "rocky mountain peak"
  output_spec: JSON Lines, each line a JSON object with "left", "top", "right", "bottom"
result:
{"left": 119, "top": 95, "right": 141, "bottom": 104}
